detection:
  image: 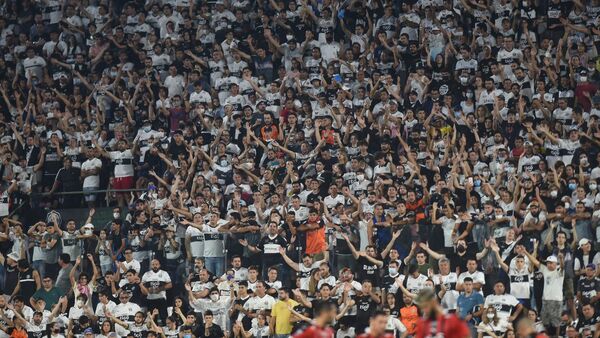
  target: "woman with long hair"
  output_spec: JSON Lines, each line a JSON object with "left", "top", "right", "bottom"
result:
{"left": 477, "top": 306, "right": 507, "bottom": 338}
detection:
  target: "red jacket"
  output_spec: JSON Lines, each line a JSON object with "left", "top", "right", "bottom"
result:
{"left": 416, "top": 314, "right": 470, "bottom": 338}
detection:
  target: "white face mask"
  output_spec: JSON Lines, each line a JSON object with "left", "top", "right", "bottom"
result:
{"left": 113, "top": 213, "right": 120, "bottom": 219}
{"left": 210, "top": 294, "right": 219, "bottom": 301}
{"left": 388, "top": 267, "right": 398, "bottom": 275}
{"left": 220, "top": 160, "right": 228, "bottom": 167}
{"left": 590, "top": 183, "right": 598, "bottom": 190}
{"left": 76, "top": 300, "right": 84, "bottom": 308}
{"left": 581, "top": 76, "right": 588, "bottom": 82}
{"left": 357, "top": 174, "right": 364, "bottom": 182}
{"left": 143, "top": 126, "right": 152, "bottom": 132}
{"left": 487, "top": 313, "right": 495, "bottom": 319}
{"left": 550, "top": 190, "right": 558, "bottom": 198}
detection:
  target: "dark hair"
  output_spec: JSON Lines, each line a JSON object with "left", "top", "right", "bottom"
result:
{"left": 60, "top": 253, "right": 71, "bottom": 263}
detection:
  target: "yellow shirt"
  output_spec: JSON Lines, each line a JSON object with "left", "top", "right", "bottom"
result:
{"left": 271, "top": 298, "right": 299, "bottom": 334}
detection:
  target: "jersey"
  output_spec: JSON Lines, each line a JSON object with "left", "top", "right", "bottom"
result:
{"left": 141, "top": 269, "right": 171, "bottom": 300}
{"left": 415, "top": 314, "right": 470, "bottom": 338}
{"left": 292, "top": 325, "right": 334, "bottom": 338}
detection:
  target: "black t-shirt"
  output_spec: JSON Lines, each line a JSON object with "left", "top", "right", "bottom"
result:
{"left": 579, "top": 277, "right": 600, "bottom": 303}
{"left": 355, "top": 295, "right": 377, "bottom": 327}
{"left": 357, "top": 256, "right": 380, "bottom": 286}
{"left": 257, "top": 235, "right": 287, "bottom": 266}
{"left": 198, "top": 324, "right": 224, "bottom": 338}
{"left": 120, "top": 281, "right": 144, "bottom": 306}
{"left": 56, "top": 167, "right": 82, "bottom": 192}
{"left": 576, "top": 314, "right": 600, "bottom": 333}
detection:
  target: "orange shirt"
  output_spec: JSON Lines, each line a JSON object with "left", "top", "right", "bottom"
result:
{"left": 400, "top": 305, "right": 419, "bottom": 335}
{"left": 305, "top": 221, "right": 327, "bottom": 254}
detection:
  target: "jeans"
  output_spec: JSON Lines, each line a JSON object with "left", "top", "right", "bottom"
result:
{"left": 32, "top": 260, "right": 45, "bottom": 278}
{"left": 205, "top": 257, "right": 224, "bottom": 276}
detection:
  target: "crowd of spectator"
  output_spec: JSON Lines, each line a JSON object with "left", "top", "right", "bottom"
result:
{"left": 2, "top": 0, "right": 600, "bottom": 337}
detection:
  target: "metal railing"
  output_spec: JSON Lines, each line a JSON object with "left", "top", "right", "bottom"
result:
{"left": 29, "top": 188, "right": 149, "bottom": 207}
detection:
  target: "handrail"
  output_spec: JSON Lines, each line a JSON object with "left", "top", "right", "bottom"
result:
{"left": 29, "top": 188, "right": 148, "bottom": 196}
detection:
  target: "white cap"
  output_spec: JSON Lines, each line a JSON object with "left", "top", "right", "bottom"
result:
{"left": 579, "top": 238, "right": 591, "bottom": 248}
{"left": 546, "top": 255, "right": 558, "bottom": 263}
{"left": 7, "top": 252, "right": 20, "bottom": 262}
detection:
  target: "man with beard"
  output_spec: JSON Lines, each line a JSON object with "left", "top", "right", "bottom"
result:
{"left": 414, "top": 289, "right": 470, "bottom": 338}
{"left": 140, "top": 259, "right": 172, "bottom": 325}
{"left": 270, "top": 288, "right": 299, "bottom": 337}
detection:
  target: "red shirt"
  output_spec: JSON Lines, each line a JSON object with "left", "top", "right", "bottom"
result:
{"left": 357, "top": 333, "right": 394, "bottom": 338}
{"left": 292, "top": 325, "right": 335, "bottom": 338}
{"left": 415, "top": 314, "right": 470, "bottom": 338}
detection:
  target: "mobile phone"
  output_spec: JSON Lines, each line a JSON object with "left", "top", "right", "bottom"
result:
{"left": 467, "top": 177, "right": 473, "bottom": 186}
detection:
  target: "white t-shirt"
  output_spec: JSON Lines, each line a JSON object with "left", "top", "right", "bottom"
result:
{"left": 540, "top": 264, "right": 564, "bottom": 302}
{"left": 81, "top": 158, "right": 102, "bottom": 188}
{"left": 108, "top": 150, "right": 134, "bottom": 177}
{"left": 484, "top": 294, "right": 519, "bottom": 326}
{"left": 141, "top": 269, "right": 172, "bottom": 300}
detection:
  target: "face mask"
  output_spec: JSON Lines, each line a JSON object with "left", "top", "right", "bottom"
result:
{"left": 589, "top": 67, "right": 595, "bottom": 73}
{"left": 487, "top": 313, "right": 495, "bottom": 319}
{"left": 220, "top": 160, "right": 228, "bottom": 167}
{"left": 210, "top": 294, "right": 219, "bottom": 301}
{"left": 357, "top": 174, "right": 364, "bottom": 182}
{"left": 466, "top": 92, "right": 473, "bottom": 98}
{"left": 113, "top": 213, "right": 120, "bottom": 219}
{"left": 460, "top": 76, "right": 468, "bottom": 85}
{"left": 590, "top": 184, "right": 598, "bottom": 190}
{"left": 550, "top": 190, "right": 558, "bottom": 198}
{"left": 497, "top": 156, "right": 506, "bottom": 162}
{"left": 568, "top": 183, "right": 577, "bottom": 191}
{"left": 474, "top": 179, "right": 481, "bottom": 187}
{"left": 53, "top": 329, "right": 60, "bottom": 334}
{"left": 581, "top": 76, "right": 588, "bottom": 82}
{"left": 389, "top": 267, "right": 398, "bottom": 275}
{"left": 76, "top": 300, "right": 84, "bottom": 308}
{"left": 143, "top": 126, "right": 151, "bottom": 132}
{"left": 457, "top": 245, "right": 466, "bottom": 253}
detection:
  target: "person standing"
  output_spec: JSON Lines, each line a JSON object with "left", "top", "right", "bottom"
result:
{"left": 522, "top": 250, "right": 565, "bottom": 337}
{"left": 140, "top": 259, "right": 172, "bottom": 325}
{"left": 270, "top": 288, "right": 299, "bottom": 338}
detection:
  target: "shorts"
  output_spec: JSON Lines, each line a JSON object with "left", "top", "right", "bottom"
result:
{"left": 113, "top": 176, "right": 134, "bottom": 190}
{"left": 83, "top": 186, "right": 98, "bottom": 202}
{"left": 541, "top": 300, "right": 562, "bottom": 327}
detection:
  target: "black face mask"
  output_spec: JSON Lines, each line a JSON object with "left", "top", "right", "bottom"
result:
{"left": 53, "top": 329, "right": 60, "bottom": 334}
{"left": 457, "top": 245, "right": 467, "bottom": 253}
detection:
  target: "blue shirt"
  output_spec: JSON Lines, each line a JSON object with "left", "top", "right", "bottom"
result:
{"left": 457, "top": 291, "right": 484, "bottom": 319}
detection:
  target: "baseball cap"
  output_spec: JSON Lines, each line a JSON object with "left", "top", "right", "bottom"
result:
{"left": 84, "top": 328, "right": 94, "bottom": 335}
{"left": 546, "top": 255, "right": 558, "bottom": 263}
{"left": 587, "top": 263, "right": 596, "bottom": 270}
{"left": 7, "top": 252, "right": 19, "bottom": 262}
{"left": 579, "top": 238, "right": 591, "bottom": 248}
